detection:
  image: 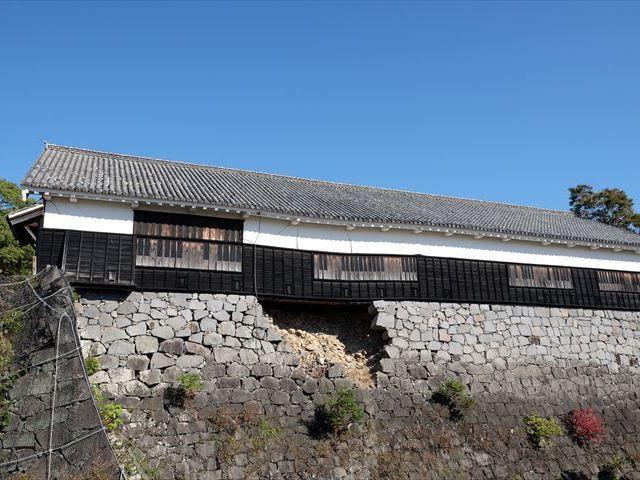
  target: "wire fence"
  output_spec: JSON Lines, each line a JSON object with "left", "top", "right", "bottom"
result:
{"left": 0, "top": 267, "right": 125, "bottom": 480}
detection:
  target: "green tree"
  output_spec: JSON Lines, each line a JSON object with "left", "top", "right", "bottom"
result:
{"left": 569, "top": 184, "right": 640, "bottom": 233}
{"left": 0, "top": 179, "right": 35, "bottom": 275}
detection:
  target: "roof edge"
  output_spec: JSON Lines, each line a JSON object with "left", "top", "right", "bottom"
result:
{"left": 23, "top": 186, "right": 640, "bottom": 251}
{"left": 40, "top": 143, "right": 574, "bottom": 216}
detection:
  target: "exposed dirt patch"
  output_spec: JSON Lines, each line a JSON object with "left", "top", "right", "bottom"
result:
{"left": 265, "top": 302, "right": 383, "bottom": 388}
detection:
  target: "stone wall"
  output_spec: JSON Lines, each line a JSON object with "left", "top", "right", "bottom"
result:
{"left": 0, "top": 269, "right": 121, "bottom": 480}
{"left": 75, "top": 292, "right": 640, "bottom": 480}
{"left": 371, "top": 301, "right": 640, "bottom": 389}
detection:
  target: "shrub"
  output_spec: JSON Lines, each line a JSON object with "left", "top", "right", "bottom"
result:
{"left": 178, "top": 372, "right": 203, "bottom": 398}
{"left": 598, "top": 454, "right": 628, "bottom": 480}
{"left": 85, "top": 357, "right": 100, "bottom": 376}
{"left": 92, "top": 386, "right": 124, "bottom": 431}
{"left": 99, "top": 401, "right": 124, "bottom": 431}
{"left": 432, "top": 378, "right": 476, "bottom": 420}
{"left": 524, "top": 414, "right": 563, "bottom": 448}
{"left": 309, "top": 388, "right": 364, "bottom": 437}
{"left": 322, "top": 388, "right": 364, "bottom": 434}
{"left": 71, "top": 289, "right": 81, "bottom": 303}
{"left": 569, "top": 408, "right": 605, "bottom": 445}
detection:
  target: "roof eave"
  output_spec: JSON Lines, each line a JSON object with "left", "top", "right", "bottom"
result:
{"left": 23, "top": 186, "right": 640, "bottom": 253}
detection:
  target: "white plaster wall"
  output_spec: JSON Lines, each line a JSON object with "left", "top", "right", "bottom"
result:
{"left": 43, "top": 197, "right": 134, "bottom": 234}
{"left": 244, "top": 217, "right": 640, "bottom": 272}
{"left": 40, "top": 199, "right": 640, "bottom": 272}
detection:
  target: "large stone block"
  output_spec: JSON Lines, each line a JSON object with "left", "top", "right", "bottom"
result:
{"left": 135, "top": 335, "right": 159, "bottom": 354}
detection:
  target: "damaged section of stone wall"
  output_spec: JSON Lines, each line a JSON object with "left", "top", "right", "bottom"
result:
{"left": 0, "top": 269, "right": 121, "bottom": 480}
{"left": 76, "top": 291, "right": 640, "bottom": 480}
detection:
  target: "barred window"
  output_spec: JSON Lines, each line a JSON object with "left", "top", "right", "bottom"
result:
{"left": 134, "top": 210, "right": 242, "bottom": 242}
{"left": 134, "top": 211, "right": 242, "bottom": 272}
{"left": 313, "top": 253, "right": 417, "bottom": 281}
{"left": 136, "top": 238, "right": 242, "bottom": 272}
{"left": 597, "top": 271, "right": 640, "bottom": 293}
{"left": 508, "top": 265, "right": 573, "bottom": 289}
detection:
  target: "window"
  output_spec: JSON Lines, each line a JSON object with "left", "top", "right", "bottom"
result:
{"left": 134, "top": 210, "right": 242, "bottom": 242}
{"left": 508, "top": 265, "right": 573, "bottom": 289}
{"left": 597, "top": 271, "right": 640, "bottom": 293}
{"left": 134, "top": 211, "right": 242, "bottom": 272}
{"left": 313, "top": 253, "right": 417, "bottom": 281}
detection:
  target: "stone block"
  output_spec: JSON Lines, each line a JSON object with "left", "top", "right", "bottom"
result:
{"left": 101, "top": 326, "right": 127, "bottom": 343}
{"left": 126, "top": 322, "right": 147, "bottom": 337}
{"left": 151, "top": 325, "right": 174, "bottom": 339}
{"left": 185, "top": 341, "right": 209, "bottom": 356}
{"left": 108, "top": 340, "right": 135, "bottom": 356}
{"left": 213, "top": 310, "right": 231, "bottom": 322}
{"left": 251, "top": 363, "right": 272, "bottom": 377}
{"left": 176, "top": 355, "right": 204, "bottom": 369}
{"left": 218, "top": 321, "right": 236, "bottom": 336}
{"left": 203, "top": 332, "right": 223, "bottom": 346}
{"left": 159, "top": 338, "right": 184, "bottom": 355}
{"left": 372, "top": 312, "right": 395, "bottom": 330}
{"left": 139, "top": 369, "right": 162, "bottom": 386}
{"left": 200, "top": 318, "right": 217, "bottom": 332}
{"left": 127, "top": 355, "right": 150, "bottom": 371}
{"left": 213, "top": 347, "right": 239, "bottom": 363}
{"left": 135, "top": 335, "right": 158, "bottom": 354}
{"left": 150, "top": 353, "right": 175, "bottom": 369}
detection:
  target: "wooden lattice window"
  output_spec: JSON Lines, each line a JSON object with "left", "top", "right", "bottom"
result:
{"left": 508, "top": 264, "right": 573, "bottom": 289}
{"left": 313, "top": 253, "right": 417, "bottom": 281}
{"left": 597, "top": 271, "right": 640, "bottom": 293}
{"left": 134, "top": 211, "right": 242, "bottom": 272}
{"left": 134, "top": 211, "right": 242, "bottom": 242}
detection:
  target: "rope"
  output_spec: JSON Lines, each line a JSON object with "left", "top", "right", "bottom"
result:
{"left": 0, "top": 278, "right": 31, "bottom": 288}
{"left": 0, "top": 268, "right": 127, "bottom": 479}
{"left": 0, "top": 284, "right": 73, "bottom": 319}
{"left": 0, "top": 345, "right": 80, "bottom": 383}
{"left": 46, "top": 313, "right": 67, "bottom": 479}
{"left": 0, "top": 426, "right": 106, "bottom": 468}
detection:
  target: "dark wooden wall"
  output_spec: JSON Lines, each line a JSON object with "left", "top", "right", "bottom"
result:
{"left": 35, "top": 228, "right": 640, "bottom": 310}
{"left": 38, "top": 229, "right": 135, "bottom": 286}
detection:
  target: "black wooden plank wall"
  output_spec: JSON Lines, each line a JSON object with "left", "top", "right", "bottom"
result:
{"left": 34, "top": 228, "right": 640, "bottom": 310}
{"left": 37, "top": 229, "right": 135, "bottom": 286}
{"left": 36, "top": 229, "right": 66, "bottom": 272}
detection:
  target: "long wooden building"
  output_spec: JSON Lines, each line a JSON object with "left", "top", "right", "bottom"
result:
{"left": 9, "top": 144, "right": 640, "bottom": 310}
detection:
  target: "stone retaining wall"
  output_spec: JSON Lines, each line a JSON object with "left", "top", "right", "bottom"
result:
{"left": 371, "top": 301, "right": 640, "bottom": 390}
{"left": 0, "top": 270, "right": 121, "bottom": 480}
{"left": 75, "top": 291, "right": 640, "bottom": 480}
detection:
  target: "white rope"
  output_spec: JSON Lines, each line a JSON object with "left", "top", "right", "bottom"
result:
{"left": 62, "top": 288, "right": 127, "bottom": 479}
{"left": 46, "top": 312, "right": 67, "bottom": 480}
{"left": 1, "top": 268, "right": 127, "bottom": 479}
{"left": 0, "top": 278, "right": 31, "bottom": 288}
{"left": 0, "top": 345, "right": 80, "bottom": 383}
{"left": 0, "top": 425, "right": 106, "bottom": 468}
{"left": 0, "top": 284, "right": 73, "bottom": 319}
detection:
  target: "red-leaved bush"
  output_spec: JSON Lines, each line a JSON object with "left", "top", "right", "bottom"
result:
{"left": 569, "top": 408, "right": 605, "bottom": 445}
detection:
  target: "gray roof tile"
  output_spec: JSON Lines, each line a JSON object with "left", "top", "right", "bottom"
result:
{"left": 23, "top": 144, "right": 640, "bottom": 248}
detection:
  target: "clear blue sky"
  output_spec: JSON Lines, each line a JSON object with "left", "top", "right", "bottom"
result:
{"left": 1, "top": 1, "right": 639, "bottom": 210}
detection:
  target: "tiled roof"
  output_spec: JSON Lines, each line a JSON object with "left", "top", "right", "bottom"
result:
{"left": 23, "top": 144, "right": 640, "bottom": 248}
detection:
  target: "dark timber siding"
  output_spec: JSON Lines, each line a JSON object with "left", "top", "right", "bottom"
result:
{"left": 37, "top": 229, "right": 135, "bottom": 286}
{"left": 35, "top": 228, "right": 640, "bottom": 310}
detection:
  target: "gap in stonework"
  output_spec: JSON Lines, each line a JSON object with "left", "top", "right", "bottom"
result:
{"left": 263, "top": 301, "right": 383, "bottom": 388}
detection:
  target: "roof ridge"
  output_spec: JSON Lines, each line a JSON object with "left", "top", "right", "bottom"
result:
{"left": 43, "top": 143, "right": 573, "bottom": 217}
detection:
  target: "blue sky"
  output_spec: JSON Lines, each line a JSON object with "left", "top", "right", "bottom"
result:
{"left": 1, "top": 1, "right": 638, "bottom": 210}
